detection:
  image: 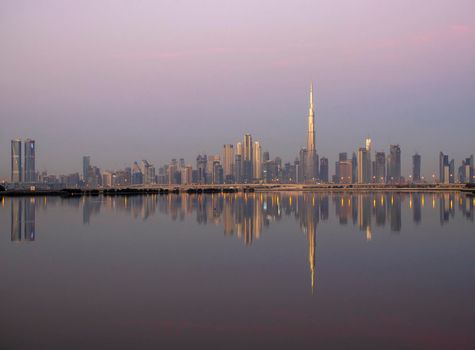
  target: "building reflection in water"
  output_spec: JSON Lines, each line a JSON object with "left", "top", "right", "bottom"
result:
{"left": 10, "top": 198, "right": 36, "bottom": 242}
{"left": 411, "top": 193, "right": 423, "bottom": 225}
{"left": 299, "top": 194, "right": 317, "bottom": 293}
{"left": 6, "top": 192, "right": 475, "bottom": 291}
{"left": 439, "top": 193, "right": 455, "bottom": 225}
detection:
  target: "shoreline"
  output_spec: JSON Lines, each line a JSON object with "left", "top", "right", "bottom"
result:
{"left": 1, "top": 184, "right": 474, "bottom": 197}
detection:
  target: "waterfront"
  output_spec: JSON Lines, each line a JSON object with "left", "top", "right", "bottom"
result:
{"left": 1, "top": 192, "right": 474, "bottom": 349}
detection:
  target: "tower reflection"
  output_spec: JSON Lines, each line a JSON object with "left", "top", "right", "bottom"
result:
{"left": 10, "top": 198, "right": 36, "bottom": 242}
{"left": 301, "top": 194, "right": 317, "bottom": 293}
{"left": 6, "top": 192, "right": 474, "bottom": 292}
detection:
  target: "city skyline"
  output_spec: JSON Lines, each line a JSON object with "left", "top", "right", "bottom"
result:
{"left": 3, "top": 85, "right": 474, "bottom": 186}
{"left": 2, "top": 82, "right": 473, "bottom": 181}
{"left": 1, "top": 1, "right": 474, "bottom": 180}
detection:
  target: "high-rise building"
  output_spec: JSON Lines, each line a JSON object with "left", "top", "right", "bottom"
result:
{"left": 243, "top": 134, "right": 253, "bottom": 183}
{"left": 83, "top": 156, "right": 91, "bottom": 183}
{"left": 293, "top": 158, "right": 300, "bottom": 183}
{"left": 374, "top": 152, "right": 386, "bottom": 184}
{"left": 196, "top": 155, "right": 207, "bottom": 184}
{"left": 222, "top": 144, "right": 234, "bottom": 183}
{"left": 388, "top": 145, "right": 401, "bottom": 183}
{"left": 140, "top": 160, "right": 155, "bottom": 184}
{"left": 306, "top": 84, "right": 317, "bottom": 182}
{"left": 253, "top": 141, "right": 262, "bottom": 181}
{"left": 234, "top": 154, "right": 242, "bottom": 183}
{"left": 11, "top": 139, "right": 22, "bottom": 183}
{"left": 470, "top": 155, "right": 475, "bottom": 183}
{"left": 459, "top": 156, "right": 474, "bottom": 183}
{"left": 167, "top": 163, "right": 178, "bottom": 185}
{"left": 351, "top": 152, "right": 357, "bottom": 183}
{"left": 132, "top": 161, "right": 143, "bottom": 185}
{"left": 365, "top": 138, "right": 372, "bottom": 182}
{"left": 334, "top": 152, "right": 348, "bottom": 183}
{"left": 319, "top": 157, "right": 329, "bottom": 182}
{"left": 357, "top": 148, "right": 370, "bottom": 184}
{"left": 141, "top": 160, "right": 151, "bottom": 184}
{"left": 439, "top": 152, "right": 449, "bottom": 183}
{"left": 236, "top": 142, "right": 243, "bottom": 157}
{"left": 443, "top": 165, "right": 450, "bottom": 184}
{"left": 102, "top": 171, "right": 113, "bottom": 187}
{"left": 463, "top": 155, "right": 474, "bottom": 183}
{"left": 412, "top": 153, "right": 421, "bottom": 182}
{"left": 365, "top": 138, "right": 372, "bottom": 152}
{"left": 181, "top": 165, "right": 193, "bottom": 185}
{"left": 338, "top": 160, "right": 353, "bottom": 184}
{"left": 24, "top": 139, "right": 36, "bottom": 183}
{"left": 449, "top": 159, "right": 455, "bottom": 184}
{"left": 212, "top": 160, "right": 224, "bottom": 184}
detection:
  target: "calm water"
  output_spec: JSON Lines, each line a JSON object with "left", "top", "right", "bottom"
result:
{"left": 1, "top": 192, "right": 474, "bottom": 350}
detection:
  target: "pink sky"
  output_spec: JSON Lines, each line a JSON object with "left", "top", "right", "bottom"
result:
{"left": 0, "top": 0, "right": 474, "bottom": 179}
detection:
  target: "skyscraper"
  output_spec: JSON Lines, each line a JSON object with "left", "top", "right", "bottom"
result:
{"left": 439, "top": 152, "right": 448, "bottom": 183}
{"left": 236, "top": 142, "right": 243, "bottom": 157}
{"left": 24, "top": 139, "right": 36, "bottom": 183}
{"left": 132, "top": 161, "right": 143, "bottom": 185}
{"left": 222, "top": 144, "right": 234, "bottom": 183}
{"left": 463, "top": 155, "right": 474, "bottom": 183}
{"left": 351, "top": 152, "right": 358, "bottom": 183}
{"left": 181, "top": 165, "right": 193, "bottom": 185}
{"left": 11, "top": 139, "right": 22, "bottom": 183}
{"left": 234, "top": 154, "right": 242, "bottom": 183}
{"left": 458, "top": 155, "right": 474, "bottom": 183}
{"left": 83, "top": 156, "right": 91, "bottom": 182}
{"left": 449, "top": 159, "right": 455, "bottom": 184}
{"left": 412, "top": 153, "right": 421, "bottom": 182}
{"left": 374, "top": 152, "right": 386, "bottom": 183}
{"left": 338, "top": 160, "right": 353, "bottom": 184}
{"left": 243, "top": 134, "right": 253, "bottom": 183}
{"left": 196, "top": 155, "right": 207, "bottom": 184}
{"left": 319, "top": 157, "right": 329, "bottom": 182}
{"left": 141, "top": 160, "right": 155, "bottom": 184}
{"left": 306, "top": 84, "right": 317, "bottom": 182}
{"left": 365, "top": 138, "right": 372, "bottom": 182}
{"left": 388, "top": 145, "right": 401, "bottom": 183}
{"left": 357, "top": 148, "right": 370, "bottom": 184}
{"left": 253, "top": 141, "right": 262, "bottom": 181}
{"left": 212, "top": 160, "right": 224, "bottom": 184}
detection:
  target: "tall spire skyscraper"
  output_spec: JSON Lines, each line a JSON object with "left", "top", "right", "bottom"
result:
{"left": 306, "top": 84, "right": 316, "bottom": 181}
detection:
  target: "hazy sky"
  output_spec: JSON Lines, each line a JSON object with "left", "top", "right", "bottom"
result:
{"left": 1, "top": 0, "right": 474, "bottom": 180}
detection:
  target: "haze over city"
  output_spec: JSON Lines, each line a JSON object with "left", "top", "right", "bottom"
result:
{"left": 1, "top": 0, "right": 474, "bottom": 180}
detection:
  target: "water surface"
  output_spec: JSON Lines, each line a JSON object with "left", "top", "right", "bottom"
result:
{"left": 1, "top": 192, "right": 474, "bottom": 349}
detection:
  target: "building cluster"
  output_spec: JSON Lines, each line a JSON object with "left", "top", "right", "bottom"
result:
{"left": 439, "top": 152, "right": 475, "bottom": 185}
{"left": 333, "top": 142, "right": 404, "bottom": 184}
{"left": 5, "top": 85, "right": 475, "bottom": 188}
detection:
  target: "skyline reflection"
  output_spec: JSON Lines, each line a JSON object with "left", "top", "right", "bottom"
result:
{"left": 4, "top": 192, "right": 474, "bottom": 294}
{"left": 6, "top": 192, "right": 474, "bottom": 243}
